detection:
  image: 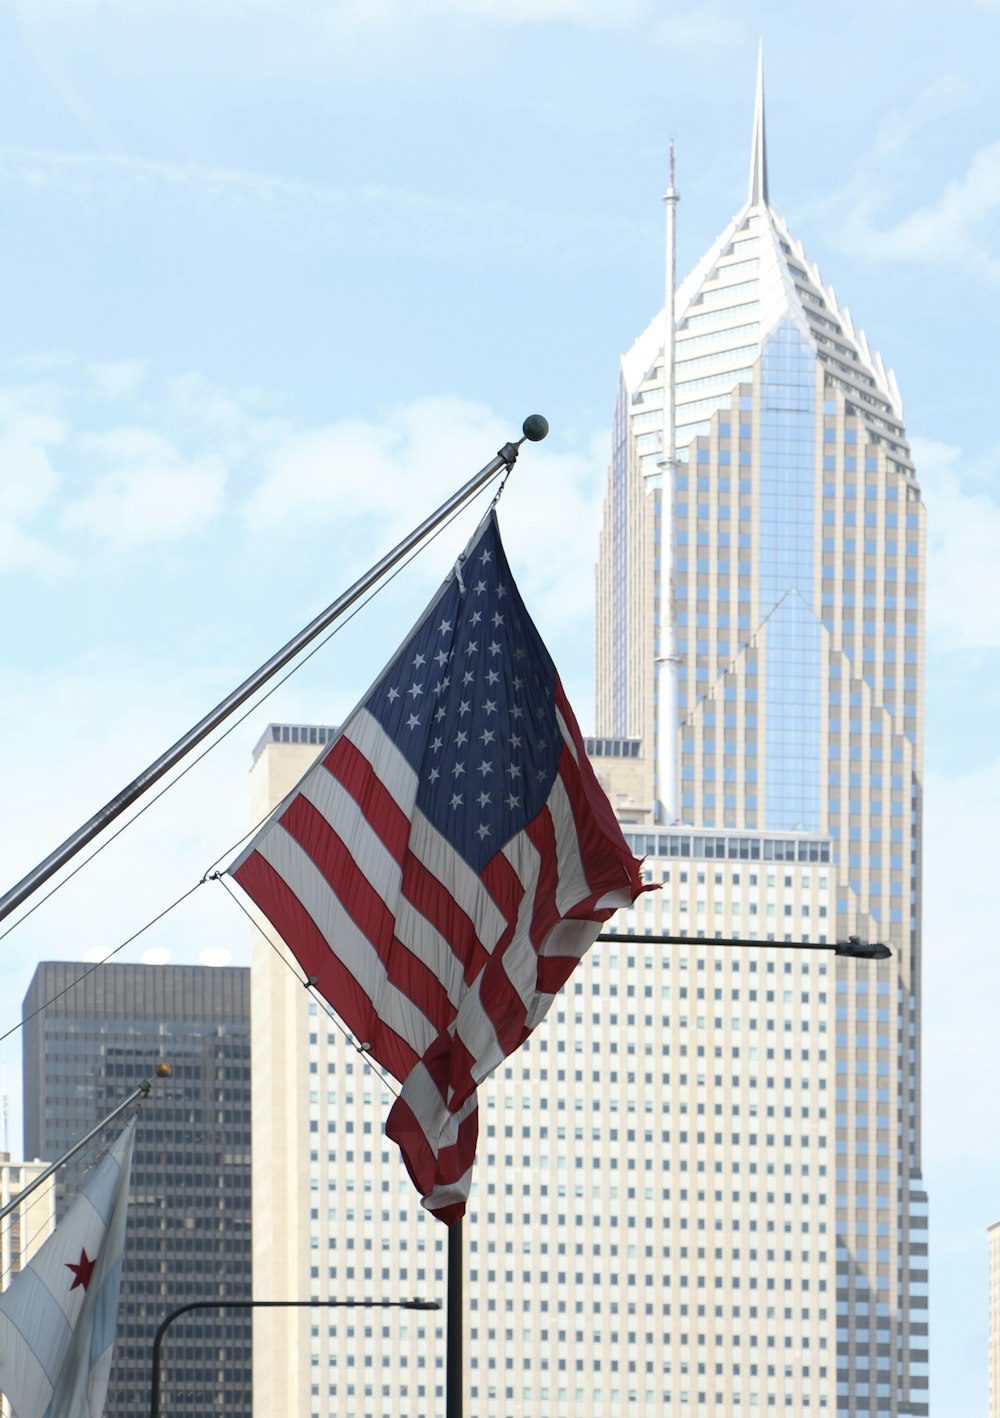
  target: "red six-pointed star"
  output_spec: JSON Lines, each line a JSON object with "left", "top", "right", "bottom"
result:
{"left": 66, "top": 1248, "right": 95, "bottom": 1291}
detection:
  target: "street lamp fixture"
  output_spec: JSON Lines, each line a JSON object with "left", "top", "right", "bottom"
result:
{"left": 834, "top": 935, "right": 891, "bottom": 960}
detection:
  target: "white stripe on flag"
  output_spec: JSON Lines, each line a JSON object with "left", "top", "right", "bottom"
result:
{"left": 554, "top": 706, "right": 638, "bottom": 914}
{"left": 421, "top": 1165, "right": 475, "bottom": 1217}
{"left": 254, "top": 828, "right": 439, "bottom": 1058}
{"left": 392, "top": 895, "right": 468, "bottom": 1014}
{"left": 555, "top": 704, "right": 578, "bottom": 760}
{"left": 446, "top": 824, "right": 544, "bottom": 1094}
{"left": 407, "top": 813, "right": 508, "bottom": 953}
{"left": 399, "top": 1061, "right": 478, "bottom": 1160}
{"left": 546, "top": 773, "right": 594, "bottom": 918}
{"left": 301, "top": 742, "right": 473, "bottom": 1016}
{"left": 298, "top": 762, "right": 405, "bottom": 897}
{"left": 456, "top": 974, "right": 506, "bottom": 1092}
{"left": 342, "top": 709, "right": 420, "bottom": 811}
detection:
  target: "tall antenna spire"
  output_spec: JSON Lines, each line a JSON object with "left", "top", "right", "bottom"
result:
{"left": 748, "top": 39, "right": 769, "bottom": 208}
{"left": 656, "top": 139, "right": 680, "bottom": 827}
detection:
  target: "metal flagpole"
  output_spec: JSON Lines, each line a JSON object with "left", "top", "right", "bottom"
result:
{"left": 0, "top": 1072, "right": 162, "bottom": 1223}
{"left": 0, "top": 416, "right": 549, "bottom": 928}
{"left": 447, "top": 1220, "right": 463, "bottom": 1418}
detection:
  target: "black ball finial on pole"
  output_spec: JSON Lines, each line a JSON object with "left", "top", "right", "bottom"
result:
{"left": 521, "top": 414, "right": 549, "bottom": 443}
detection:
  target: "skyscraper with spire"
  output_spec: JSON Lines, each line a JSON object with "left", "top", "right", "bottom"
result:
{"left": 593, "top": 53, "right": 929, "bottom": 1416}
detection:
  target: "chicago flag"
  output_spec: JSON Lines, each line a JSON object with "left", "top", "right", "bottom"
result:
{"left": 0, "top": 1117, "right": 135, "bottom": 1418}
{"left": 229, "top": 511, "right": 648, "bottom": 1222}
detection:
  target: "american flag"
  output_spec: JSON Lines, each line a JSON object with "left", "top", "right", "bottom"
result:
{"left": 229, "top": 511, "right": 646, "bottom": 1223}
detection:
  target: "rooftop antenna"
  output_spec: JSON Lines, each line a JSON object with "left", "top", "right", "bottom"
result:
{"left": 656, "top": 139, "right": 680, "bottom": 825}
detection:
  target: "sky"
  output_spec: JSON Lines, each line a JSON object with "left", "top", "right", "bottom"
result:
{"left": 0, "top": 0, "right": 997, "bottom": 1408}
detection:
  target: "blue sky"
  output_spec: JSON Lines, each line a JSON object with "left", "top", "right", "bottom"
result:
{"left": 0, "top": 0, "right": 998, "bottom": 1408}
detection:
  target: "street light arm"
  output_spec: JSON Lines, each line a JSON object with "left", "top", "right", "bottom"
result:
{"left": 149, "top": 1297, "right": 441, "bottom": 1418}
{"left": 597, "top": 931, "right": 890, "bottom": 959}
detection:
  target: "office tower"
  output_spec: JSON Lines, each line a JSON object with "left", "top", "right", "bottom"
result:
{"left": 593, "top": 56, "right": 928, "bottom": 1418}
{"left": 990, "top": 1222, "right": 1000, "bottom": 1417}
{"left": 0, "top": 1156, "right": 55, "bottom": 1418}
{"left": 247, "top": 723, "right": 448, "bottom": 1418}
{"left": 22, "top": 961, "right": 252, "bottom": 1418}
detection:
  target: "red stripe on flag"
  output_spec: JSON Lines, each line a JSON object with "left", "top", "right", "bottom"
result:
{"left": 525, "top": 796, "right": 587, "bottom": 998}
{"left": 385, "top": 1090, "right": 477, "bottom": 1226}
{"left": 322, "top": 737, "right": 410, "bottom": 866}
{"left": 472, "top": 861, "right": 538, "bottom": 1063}
{"left": 555, "top": 678, "right": 647, "bottom": 902}
{"left": 400, "top": 848, "right": 491, "bottom": 987}
{"left": 391, "top": 847, "right": 527, "bottom": 1123}
{"left": 524, "top": 803, "right": 565, "bottom": 948}
{"left": 535, "top": 951, "right": 578, "bottom": 999}
{"left": 232, "top": 849, "right": 420, "bottom": 1085}
{"left": 279, "top": 795, "right": 456, "bottom": 1034}
{"left": 477, "top": 851, "right": 526, "bottom": 1055}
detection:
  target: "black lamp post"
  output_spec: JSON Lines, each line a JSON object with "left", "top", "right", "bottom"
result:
{"left": 149, "top": 1296, "right": 441, "bottom": 1418}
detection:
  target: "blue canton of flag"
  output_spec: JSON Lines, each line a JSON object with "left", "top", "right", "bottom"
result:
{"left": 368, "top": 519, "right": 560, "bottom": 872}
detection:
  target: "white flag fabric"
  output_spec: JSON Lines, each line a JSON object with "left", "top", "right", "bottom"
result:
{"left": 0, "top": 1117, "right": 136, "bottom": 1418}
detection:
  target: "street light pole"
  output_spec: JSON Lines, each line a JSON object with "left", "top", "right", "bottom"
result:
{"left": 149, "top": 1296, "right": 441, "bottom": 1418}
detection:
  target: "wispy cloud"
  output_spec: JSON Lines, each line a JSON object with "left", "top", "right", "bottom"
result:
{"left": 822, "top": 77, "right": 1000, "bottom": 285}
{"left": 651, "top": 2, "right": 743, "bottom": 47}
{"left": 13, "top": 0, "right": 687, "bottom": 36}
{"left": 64, "top": 427, "right": 227, "bottom": 547}
{"left": 0, "top": 363, "right": 605, "bottom": 698}
{"left": 869, "top": 75, "right": 973, "bottom": 158}
{"left": 0, "top": 521, "right": 73, "bottom": 578}
{"left": 0, "top": 393, "right": 72, "bottom": 576}
{"left": 86, "top": 359, "right": 148, "bottom": 399}
{"left": 242, "top": 395, "right": 606, "bottom": 648}
{"left": 924, "top": 751, "right": 1000, "bottom": 1161}
{"left": 242, "top": 397, "right": 510, "bottom": 536}
{"left": 0, "top": 144, "right": 644, "bottom": 264}
{"left": 912, "top": 434, "right": 1000, "bottom": 651}
{"left": 856, "top": 138, "right": 1000, "bottom": 281}
{"left": 0, "top": 433, "right": 62, "bottom": 521}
